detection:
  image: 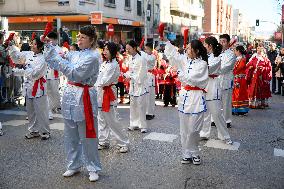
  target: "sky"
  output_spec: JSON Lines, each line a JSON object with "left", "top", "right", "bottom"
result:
{"left": 227, "top": 0, "right": 281, "bottom": 38}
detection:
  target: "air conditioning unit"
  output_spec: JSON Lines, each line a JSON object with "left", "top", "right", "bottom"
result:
{"left": 0, "top": 0, "right": 5, "bottom": 4}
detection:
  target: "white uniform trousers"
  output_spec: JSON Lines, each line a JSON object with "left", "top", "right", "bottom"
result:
{"left": 221, "top": 89, "right": 232, "bottom": 124}
{"left": 26, "top": 96, "right": 50, "bottom": 134}
{"left": 179, "top": 112, "right": 204, "bottom": 158}
{"left": 64, "top": 119, "right": 101, "bottom": 172}
{"left": 200, "top": 100, "right": 230, "bottom": 140}
{"left": 46, "top": 79, "right": 61, "bottom": 111}
{"left": 146, "top": 86, "right": 155, "bottom": 116}
{"left": 130, "top": 95, "right": 147, "bottom": 129}
{"left": 98, "top": 107, "right": 129, "bottom": 147}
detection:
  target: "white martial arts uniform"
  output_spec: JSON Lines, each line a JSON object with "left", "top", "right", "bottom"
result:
{"left": 199, "top": 53, "right": 231, "bottom": 140}
{"left": 46, "top": 45, "right": 63, "bottom": 117}
{"left": 145, "top": 53, "right": 156, "bottom": 116}
{"left": 96, "top": 58, "right": 129, "bottom": 147}
{"left": 219, "top": 48, "right": 236, "bottom": 124}
{"left": 9, "top": 46, "right": 50, "bottom": 136}
{"left": 44, "top": 46, "right": 101, "bottom": 173}
{"left": 164, "top": 41, "right": 209, "bottom": 158}
{"left": 124, "top": 52, "right": 148, "bottom": 131}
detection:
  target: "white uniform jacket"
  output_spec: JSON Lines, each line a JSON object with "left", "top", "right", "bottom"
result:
{"left": 219, "top": 48, "right": 236, "bottom": 90}
{"left": 144, "top": 52, "right": 156, "bottom": 87}
{"left": 164, "top": 41, "right": 209, "bottom": 114}
{"left": 95, "top": 59, "right": 120, "bottom": 108}
{"left": 44, "top": 46, "right": 99, "bottom": 121}
{"left": 124, "top": 52, "right": 148, "bottom": 97}
{"left": 9, "top": 46, "right": 47, "bottom": 99}
{"left": 205, "top": 53, "right": 221, "bottom": 101}
{"left": 46, "top": 45, "right": 63, "bottom": 80}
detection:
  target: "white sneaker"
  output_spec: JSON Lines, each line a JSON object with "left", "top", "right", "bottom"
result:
{"left": 0, "top": 129, "right": 3, "bottom": 136}
{"left": 141, "top": 128, "right": 148, "bottom": 133}
{"left": 49, "top": 112, "right": 53, "bottom": 120}
{"left": 224, "top": 139, "right": 233, "bottom": 145}
{"left": 119, "top": 146, "right": 129, "bottom": 153}
{"left": 25, "top": 116, "right": 28, "bottom": 120}
{"left": 62, "top": 169, "right": 80, "bottom": 177}
{"left": 89, "top": 171, "right": 99, "bottom": 182}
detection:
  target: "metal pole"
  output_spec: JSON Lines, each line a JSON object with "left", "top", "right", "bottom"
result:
{"left": 144, "top": 0, "right": 149, "bottom": 44}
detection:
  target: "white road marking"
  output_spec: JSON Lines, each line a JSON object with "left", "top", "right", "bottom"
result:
{"left": 204, "top": 139, "right": 240, "bottom": 151}
{"left": 49, "top": 123, "right": 64, "bottom": 131}
{"left": 2, "top": 120, "right": 29, "bottom": 127}
{"left": 143, "top": 132, "right": 178, "bottom": 143}
{"left": 274, "top": 148, "right": 284, "bottom": 157}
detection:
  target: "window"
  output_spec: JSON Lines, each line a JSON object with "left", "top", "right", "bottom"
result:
{"left": 104, "top": 0, "right": 115, "bottom": 8}
{"left": 137, "top": 0, "right": 142, "bottom": 16}
{"left": 125, "top": 0, "right": 130, "bottom": 8}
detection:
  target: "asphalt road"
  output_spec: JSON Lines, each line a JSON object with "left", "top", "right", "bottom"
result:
{"left": 0, "top": 95, "right": 284, "bottom": 189}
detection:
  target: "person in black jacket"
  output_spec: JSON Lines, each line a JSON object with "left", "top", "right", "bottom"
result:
{"left": 275, "top": 48, "right": 284, "bottom": 96}
{"left": 267, "top": 43, "right": 278, "bottom": 93}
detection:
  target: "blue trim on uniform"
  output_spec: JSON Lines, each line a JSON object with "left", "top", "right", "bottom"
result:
{"left": 130, "top": 91, "right": 149, "bottom": 97}
{"left": 178, "top": 109, "right": 206, "bottom": 115}
{"left": 182, "top": 91, "right": 188, "bottom": 112}
{"left": 206, "top": 98, "right": 221, "bottom": 102}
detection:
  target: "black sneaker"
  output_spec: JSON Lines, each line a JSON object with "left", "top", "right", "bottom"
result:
{"left": 211, "top": 122, "right": 216, "bottom": 126}
{"left": 227, "top": 123, "right": 232, "bottom": 128}
{"left": 192, "top": 156, "right": 201, "bottom": 165}
{"left": 41, "top": 133, "right": 50, "bottom": 140}
{"left": 181, "top": 158, "right": 191, "bottom": 164}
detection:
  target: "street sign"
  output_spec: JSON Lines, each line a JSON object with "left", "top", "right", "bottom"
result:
{"left": 90, "top": 11, "right": 103, "bottom": 25}
{"left": 107, "top": 24, "right": 114, "bottom": 36}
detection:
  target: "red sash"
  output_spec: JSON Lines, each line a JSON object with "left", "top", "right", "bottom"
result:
{"left": 102, "top": 85, "right": 116, "bottom": 112}
{"left": 67, "top": 81, "right": 96, "bottom": 138}
{"left": 32, "top": 77, "right": 46, "bottom": 97}
{"left": 184, "top": 85, "right": 206, "bottom": 93}
{"left": 54, "top": 70, "right": 59, "bottom": 79}
{"left": 209, "top": 74, "right": 218, "bottom": 79}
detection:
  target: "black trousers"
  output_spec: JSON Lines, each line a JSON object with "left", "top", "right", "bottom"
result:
{"left": 116, "top": 82, "right": 125, "bottom": 97}
{"left": 163, "top": 84, "right": 177, "bottom": 106}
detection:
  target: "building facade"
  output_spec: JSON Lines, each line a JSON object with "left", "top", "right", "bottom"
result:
{"left": 203, "top": 0, "right": 232, "bottom": 36}
{"left": 0, "top": 0, "right": 160, "bottom": 43}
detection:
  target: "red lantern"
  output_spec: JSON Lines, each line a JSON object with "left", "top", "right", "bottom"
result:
{"left": 158, "top": 23, "right": 165, "bottom": 39}
{"left": 183, "top": 29, "right": 189, "bottom": 49}
{"left": 107, "top": 24, "right": 115, "bottom": 37}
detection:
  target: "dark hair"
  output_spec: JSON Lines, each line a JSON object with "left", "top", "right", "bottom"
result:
{"left": 190, "top": 39, "right": 208, "bottom": 63}
{"left": 79, "top": 25, "right": 97, "bottom": 47}
{"left": 20, "top": 43, "right": 31, "bottom": 52}
{"left": 219, "top": 34, "right": 230, "bottom": 43}
{"left": 145, "top": 42, "right": 153, "bottom": 49}
{"left": 47, "top": 31, "right": 58, "bottom": 40}
{"left": 127, "top": 40, "right": 141, "bottom": 55}
{"left": 235, "top": 45, "right": 246, "bottom": 55}
{"left": 71, "top": 43, "right": 79, "bottom": 51}
{"left": 97, "top": 40, "right": 105, "bottom": 49}
{"left": 105, "top": 42, "right": 119, "bottom": 60}
{"left": 33, "top": 37, "right": 44, "bottom": 53}
{"left": 0, "top": 32, "right": 4, "bottom": 40}
{"left": 205, "top": 36, "right": 222, "bottom": 57}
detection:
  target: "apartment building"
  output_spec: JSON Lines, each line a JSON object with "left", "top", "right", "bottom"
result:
{"left": 0, "top": 0, "right": 160, "bottom": 43}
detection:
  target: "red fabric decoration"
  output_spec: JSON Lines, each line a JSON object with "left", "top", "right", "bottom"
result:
{"left": 183, "top": 29, "right": 189, "bottom": 49}
{"left": 41, "top": 22, "right": 53, "bottom": 41}
{"left": 102, "top": 85, "right": 116, "bottom": 112}
{"left": 54, "top": 70, "right": 59, "bottom": 78}
{"left": 8, "top": 56, "right": 16, "bottom": 68}
{"left": 63, "top": 41, "right": 70, "bottom": 50}
{"left": 139, "top": 36, "right": 145, "bottom": 48}
{"left": 31, "top": 32, "right": 36, "bottom": 41}
{"left": 4, "top": 33, "right": 15, "bottom": 46}
{"left": 67, "top": 81, "right": 96, "bottom": 138}
{"left": 184, "top": 85, "right": 206, "bottom": 93}
{"left": 32, "top": 77, "right": 46, "bottom": 97}
{"left": 158, "top": 23, "right": 165, "bottom": 39}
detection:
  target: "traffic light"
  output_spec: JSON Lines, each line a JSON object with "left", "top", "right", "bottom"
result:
{"left": 256, "top": 19, "right": 259, "bottom": 26}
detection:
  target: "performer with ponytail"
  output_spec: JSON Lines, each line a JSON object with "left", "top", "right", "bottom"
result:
{"left": 199, "top": 36, "right": 233, "bottom": 145}
{"left": 164, "top": 37, "right": 209, "bottom": 165}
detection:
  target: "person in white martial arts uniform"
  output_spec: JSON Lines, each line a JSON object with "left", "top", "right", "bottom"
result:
{"left": 199, "top": 36, "right": 233, "bottom": 145}
{"left": 9, "top": 37, "right": 50, "bottom": 140}
{"left": 144, "top": 42, "right": 157, "bottom": 120}
{"left": 124, "top": 40, "right": 149, "bottom": 133}
{"left": 96, "top": 42, "right": 130, "bottom": 153}
{"left": 45, "top": 32, "right": 63, "bottom": 120}
{"left": 0, "top": 122, "right": 3, "bottom": 136}
{"left": 219, "top": 34, "right": 236, "bottom": 128}
{"left": 44, "top": 25, "right": 101, "bottom": 182}
{"left": 164, "top": 39, "right": 209, "bottom": 165}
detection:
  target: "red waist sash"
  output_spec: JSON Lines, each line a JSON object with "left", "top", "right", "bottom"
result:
{"left": 102, "top": 85, "right": 116, "bottom": 112}
{"left": 184, "top": 85, "right": 206, "bottom": 93}
{"left": 32, "top": 77, "right": 46, "bottom": 97}
{"left": 68, "top": 81, "right": 96, "bottom": 138}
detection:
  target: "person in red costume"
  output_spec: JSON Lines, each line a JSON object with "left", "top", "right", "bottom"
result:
{"left": 232, "top": 45, "right": 249, "bottom": 115}
{"left": 246, "top": 45, "right": 271, "bottom": 109}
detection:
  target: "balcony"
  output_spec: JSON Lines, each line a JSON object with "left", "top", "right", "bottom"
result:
{"left": 189, "top": 4, "right": 204, "bottom": 17}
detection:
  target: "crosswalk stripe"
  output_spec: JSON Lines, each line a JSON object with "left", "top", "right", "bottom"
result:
{"left": 204, "top": 139, "right": 240, "bottom": 151}
{"left": 143, "top": 132, "right": 178, "bottom": 143}
{"left": 274, "top": 148, "right": 284, "bottom": 157}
